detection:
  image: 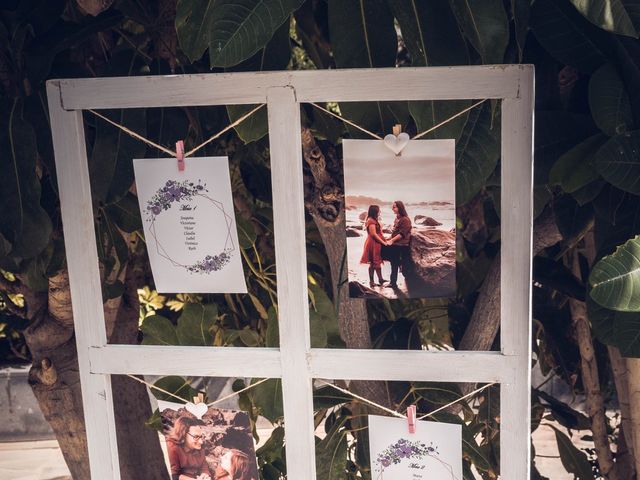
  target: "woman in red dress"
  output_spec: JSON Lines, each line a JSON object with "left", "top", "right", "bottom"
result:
{"left": 360, "top": 205, "right": 388, "bottom": 287}
{"left": 166, "top": 416, "right": 212, "bottom": 480}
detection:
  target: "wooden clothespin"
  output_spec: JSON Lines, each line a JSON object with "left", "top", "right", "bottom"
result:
{"left": 407, "top": 405, "right": 417, "bottom": 434}
{"left": 176, "top": 140, "right": 185, "bottom": 172}
{"left": 392, "top": 124, "right": 402, "bottom": 137}
{"left": 193, "top": 392, "right": 204, "bottom": 404}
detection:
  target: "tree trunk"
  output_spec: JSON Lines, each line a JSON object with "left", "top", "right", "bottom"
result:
{"left": 23, "top": 238, "right": 167, "bottom": 479}
{"left": 301, "top": 127, "right": 391, "bottom": 410}
{"left": 568, "top": 251, "right": 617, "bottom": 480}
{"left": 627, "top": 357, "right": 640, "bottom": 477}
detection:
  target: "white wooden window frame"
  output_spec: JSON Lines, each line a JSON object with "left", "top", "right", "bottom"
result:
{"left": 46, "top": 65, "right": 534, "bottom": 479}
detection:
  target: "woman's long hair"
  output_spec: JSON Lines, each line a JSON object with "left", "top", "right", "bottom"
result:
{"left": 228, "top": 449, "right": 255, "bottom": 480}
{"left": 367, "top": 205, "right": 380, "bottom": 220}
{"left": 393, "top": 200, "right": 408, "bottom": 218}
{"left": 168, "top": 416, "right": 206, "bottom": 445}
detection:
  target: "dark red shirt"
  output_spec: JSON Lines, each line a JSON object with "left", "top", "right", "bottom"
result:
{"left": 391, "top": 216, "right": 412, "bottom": 246}
{"left": 167, "top": 440, "right": 212, "bottom": 479}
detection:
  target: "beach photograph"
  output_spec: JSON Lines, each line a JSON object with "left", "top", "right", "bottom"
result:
{"left": 343, "top": 139, "right": 456, "bottom": 300}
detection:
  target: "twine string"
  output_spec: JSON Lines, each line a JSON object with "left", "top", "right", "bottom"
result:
{"left": 87, "top": 104, "right": 266, "bottom": 158}
{"left": 318, "top": 379, "right": 498, "bottom": 420}
{"left": 126, "top": 373, "right": 270, "bottom": 407}
{"left": 310, "top": 98, "right": 488, "bottom": 140}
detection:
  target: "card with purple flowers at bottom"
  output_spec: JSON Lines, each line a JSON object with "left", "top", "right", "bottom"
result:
{"left": 368, "top": 415, "right": 462, "bottom": 480}
{"left": 133, "top": 157, "right": 246, "bottom": 293}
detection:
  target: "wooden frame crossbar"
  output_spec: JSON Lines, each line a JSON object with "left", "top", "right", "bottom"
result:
{"left": 46, "top": 65, "right": 534, "bottom": 479}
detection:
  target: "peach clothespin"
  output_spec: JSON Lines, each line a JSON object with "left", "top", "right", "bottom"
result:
{"left": 407, "top": 405, "right": 417, "bottom": 434}
{"left": 392, "top": 124, "right": 402, "bottom": 136}
{"left": 193, "top": 392, "right": 204, "bottom": 404}
{"left": 176, "top": 140, "right": 185, "bottom": 172}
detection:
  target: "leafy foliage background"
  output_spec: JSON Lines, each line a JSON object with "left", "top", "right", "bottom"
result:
{"left": 0, "top": 0, "right": 639, "bottom": 479}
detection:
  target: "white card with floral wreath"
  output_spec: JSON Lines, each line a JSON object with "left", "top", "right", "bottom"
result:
{"left": 133, "top": 157, "right": 247, "bottom": 293}
{"left": 368, "top": 415, "right": 462, "bottom": 480}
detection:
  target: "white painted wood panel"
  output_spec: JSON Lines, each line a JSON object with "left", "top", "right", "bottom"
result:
{"left": 309, "top": 350, "right": 514, "bottom": 383}
{"left": 266, "top": 86, "right": 318, "bottom": 479}
{"left": 57, "top": 65, "right": 524, "bottom": 110}
{"left": 46, "top": 81, "right": 121, "bottom": 480}
{"left": 500, "top": 67, "right": 534, "bottom": 478}
{"left": 47, "top": 66, "right": 534, "bottom": 480}
{"left": 89, "top": 346, "right": 283, "bottom": 377}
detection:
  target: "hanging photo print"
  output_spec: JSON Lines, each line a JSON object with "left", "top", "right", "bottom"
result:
{"left": 158, "top": 400, "right": 259, "bottom": 480}
{"left": 343, "top": 139, "right": 456, "bottom": 299}
{"left": 134, "top": 157, "right": 247, "bottom": 293}
{"left": 368, "top": 415, "right": 462, "bottom": 480}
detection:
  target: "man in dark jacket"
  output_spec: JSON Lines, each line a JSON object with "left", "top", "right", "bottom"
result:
{"left": 386, "top": 201, "right": 411, "bottom": 288}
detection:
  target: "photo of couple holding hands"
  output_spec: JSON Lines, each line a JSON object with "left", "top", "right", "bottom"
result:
{"left": 360, "top": 201, "right": 411, "bottom": 289}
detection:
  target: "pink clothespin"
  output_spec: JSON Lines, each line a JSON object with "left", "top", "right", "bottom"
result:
{"left": 176, "top": 140, "right": 185, "bottom": 172}
{"left": 407, "top": 405, "right": 417, "bottom": 434}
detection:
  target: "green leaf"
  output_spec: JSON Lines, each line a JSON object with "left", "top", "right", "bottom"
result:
{"left": 310, "top": 313, "right": 328, "bottom": 348}
{"left": 265, "top": 306, "right": 280, "bottom": 347}
{"left": 551, "top": 425, "right": 595, "bottom": 480}
{"left": 553, "top": 195, "right": 595, "bottom": 242}
{"left": 89, "top": 53, "right": 147, "bottom": 204}
{"left": 531, "top": 0, "right": 609, "bottom": 73}
{"left": 589, "top": 64, "right": 634, "bottom": 136}
{"left": 176, "top": 303, "right": 217, "bottom": 346}
{"left": 328, "top": 0, "right": 404, "bottom": 135}
{"left": 236, "top": 216, "right": 257, "bottom": 249}
{"left": 389, "top": 0, "right": 470, "bottom": 140}
{"left": 535, "top": 112, "right": 598, "bottom": 185}
{"left": 594, "top": 131, "right": 640, "bottom": 194}
{"left": 449, "top": 0, "right": 509, "bottom": 64}
{"left": 105, "top": 192, "right": 142, "bottom": 233}
{"left": 570, "top": 0, "right": 638, "bottom": 37}
{"left": 176, "top": 0, "right": 303, "bottom": 67}
{"left": 549, "top": 134, "right": 606, "bottom": 193}
{"left": 152, "top": 376, "right": 199, "bottom": 402}
{"left": 0, "top": 99, "right": 52, "bottom": 261}
{"left": 226, "top": 21, "right": 291, "bottom": 143}
{"left": 455, "top": 103, "right": 500, "bottom": 205}
{"left": 613, "top": 310, "right": 640, "bottom": 356}
{"left": 315, "top": 416, "right": 348, "bottom": 480}
{"left": 141, "top": 315, "right": 179, "bottom": 345}
{"left": 512, "top": 0, "right": 532, "bottom": 60}
{"left": 590, "top": 235, "right": 640, "bottom": 311}
{"left": 249, "top": 378, "right": 283, "bottom": 422}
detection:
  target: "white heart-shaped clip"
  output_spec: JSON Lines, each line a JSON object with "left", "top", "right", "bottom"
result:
{"left": 185, "top": 402, "right": 208, "bottom": 419}
{"left": 383, "top": 132, "right": 410, "bottom": 156}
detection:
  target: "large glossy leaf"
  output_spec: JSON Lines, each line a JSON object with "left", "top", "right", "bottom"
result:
{"left": 388, "top": 0, "right": 470, "bottom": 140}
{"left": 152, "top": 376, "right": 199, "bottom": 402}
{"left": 590, "top": 235, "right": 640, "bottom": 311}
{"left": 449, "top": 0, "right": 509, "bottom": 64}
{"left": 531, "top": 0, "right": 609, "bottom": 73}
{"left": 594, "top": 130, "right": 640, "bottom": 194}
{"left": 89, "top": 52, "right": 147, "bottom": 204}
{"left": 141, "top": 315, "right": 179, "bottom": 345}
{"left": 0, "top": 99, "right": 52, "bottom": 261}
{"left": 226, "top": 21, "right": 291, "bottom": 143}
{"left": 593, "top": 187, "right": 640, "bottom": 256}
{"left": 551, "top": 426, "right": 595, "bottom": 480}
{"left": 570, "top": 0, "right": 638, "bottom": 37}
{"left": 534, "top": 112, "right": 598, "bottom": 185}
{"left": 613, "top": 310, "right": 640, "bottom": 356}
{"left": 176, "top": 0, "right": 303, "bottom": 67}
{"left": 104, "top": 192, "right": 142, "bottom": 233}
{"left": 589, "top": 63, "right": 634, "bottom": 136}
{"left": 549, "top": 134, "right": 606, "bottom": 193}
{"left": 328, "top": 0, "right": 404, "bottom": 135}
{"left": 248, "top": 378, "right": 283, "bottom": 422}
{"left": 512, "top": 0, "right": 531, "bottom": 59}
{"left": 455, "top": 103, "right": 500, "bottom": 205}
{"left": 315, "top": 417, "right": 348, "bottom": 480}
{"left": 176, "top": 303, "right": 218, "bottom": 346}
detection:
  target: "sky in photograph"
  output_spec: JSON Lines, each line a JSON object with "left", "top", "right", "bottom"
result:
{"left": 342, "top": 139, "right": 456, "bottom": 205}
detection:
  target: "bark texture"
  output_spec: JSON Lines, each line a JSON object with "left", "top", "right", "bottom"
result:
{"left": 301, "top": 127, "right": 391, "bottom": 410}
{"left": 21, "top": 237, "right": 167, "bottom": 479}
{"left": 568, "top": 251, "right": 617, "bottom": 480}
